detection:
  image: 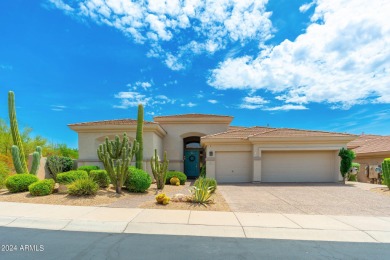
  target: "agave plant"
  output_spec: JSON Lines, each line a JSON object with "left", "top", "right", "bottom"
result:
{"left": 189, "top": 177, "right": 214, "bottom": 206}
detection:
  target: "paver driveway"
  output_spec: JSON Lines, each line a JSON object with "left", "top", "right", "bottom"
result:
{"left": 218, "top": 183, "right": 390, "bottom": 216}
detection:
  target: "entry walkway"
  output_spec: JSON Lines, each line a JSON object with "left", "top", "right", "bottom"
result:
{"left": 1, "top": 202, "right": 390, "bottom": 243}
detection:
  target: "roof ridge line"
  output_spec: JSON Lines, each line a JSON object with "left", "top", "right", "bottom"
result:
{"left": 248, "top": 127, "right": 278, "bottom": 138}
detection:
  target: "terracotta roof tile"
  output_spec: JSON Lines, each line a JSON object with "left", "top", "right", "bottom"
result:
{"left": 203, "top": 126, "right": 354, "bottom": 139}
{"left": 68, "top": 119, "right": 157, "bottom": 126}
{"left": 154, "top": 113, "right": 232, "bottom": 119}
{"left": 202, "top": 127, "right": 275, "bottom": 139}
{"left": 350, "top": 136, "right": 390, "bottom": 154}
{"left": 347, "top": 134, "right": 382, "bottom": 148}
{"left": 252, "top": 128, "right": 353, "bottom": 137}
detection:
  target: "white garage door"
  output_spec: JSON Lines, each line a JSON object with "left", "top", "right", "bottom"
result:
{"left": 216, "top": 152, "right": 252, "bottom": 182}
{"left": 262, "top": 151, "right": 335, "bottom": 182}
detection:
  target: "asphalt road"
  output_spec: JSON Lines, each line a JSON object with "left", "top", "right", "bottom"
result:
{"left": 0, "top": 227, "right": 389, "bottom": 260}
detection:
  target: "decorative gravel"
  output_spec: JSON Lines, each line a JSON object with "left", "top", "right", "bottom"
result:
{"left": 0, "top": 181, "right": 230, "bottom": 211}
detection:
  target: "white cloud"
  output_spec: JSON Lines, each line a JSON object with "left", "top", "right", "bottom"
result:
{"left": 51, "top": 105, "right": 67, "bottom": 111}
{"left": 114, "top": 86, "right": 175, "bottom": 109}
{"left": 240, "top": 96, "right": 268, "bottom": 109}
{"left": 264, "top": 105, "right": 308, "bottom": 111}
{"left": 208, "top": 99, "right": 218, "bottom": 104}
{"left": 181, "top": 102, "right": 197, "bottom": 108}
{"left": 48, "top": 0, "right": 73, "bottom": 12}
{"left": 209, "top": 0, "right": 390, "bottom": 109}
{"left": 299, "top": 1, "right": 315, "bottom": 13}
{"left": 127, "top": 81, "right": 153, "bottom": 90}
{"left": 49, "top": 0, "right": 272, "bottom": 70}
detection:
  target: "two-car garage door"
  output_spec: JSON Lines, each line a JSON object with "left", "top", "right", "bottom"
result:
{"left": 215, "top": 150, "right": 336, "bottom": 183}
{"left": 261, "top": 151, "right": 336, "bottom": 182}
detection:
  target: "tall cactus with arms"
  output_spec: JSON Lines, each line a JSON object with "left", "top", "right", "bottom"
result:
{"left": 150, "top": 149, "right": 169, "bottom": 190}
{"left": 97, "top": 134, "right": 138, "bottom": 194}
{"left": 382, "top": 158, "right": 390, "bottom": 189}
{"left": 8, "top": 91, "right": 41, "bottom": 174}
{"left": 135, "top": 104, "right": 144, "bottom": 169}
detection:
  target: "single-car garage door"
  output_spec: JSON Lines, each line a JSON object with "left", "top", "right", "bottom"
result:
{"left": 262, "top": 151, "right": 336, "bottom": 182}
{"left": 216, "top": 151, "right": 252, "bottom": 182}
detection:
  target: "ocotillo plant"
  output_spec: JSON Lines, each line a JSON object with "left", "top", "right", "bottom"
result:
{"left": 150, "top": 149, "right": 169, "bottom": 190}
{"left": 97, "top": 134, "right": 138, "bottom": 194}
{"left": 8, "top": 91, "right": 41, "bottom": 174}
{"left": 135, "top": 104, "right": 144, "bottom": 169}
{"left": 382, "top": 158, "right": 390, "bottom": 189}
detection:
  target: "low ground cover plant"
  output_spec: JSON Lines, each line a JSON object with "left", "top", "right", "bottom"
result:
{"left": 166, "top": 171, "right": 187, "bottom": 185}
{"left": 29, "top": 179, "right": 55, "bottom": 196}
{"left": 57, "top": 170, "right": 88, "bottom": 184}
{"left": 125, "top": 166, "right": 152, "bottom": 192}
{"left": 68, "top": 178, "right": 99, "bottom": 196}
{"left": 89, "top": 170, "right": 110, "bottom": 188}
{"left": 5, "top": 174, "right": 39, "bottom": 193}
{"left": 78, "top": 165, "right": 100, "bottom": 174}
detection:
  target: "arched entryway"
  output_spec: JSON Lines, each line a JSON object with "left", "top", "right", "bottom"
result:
{"left": 183, "top": 136, "right": 204, "bottom": 178}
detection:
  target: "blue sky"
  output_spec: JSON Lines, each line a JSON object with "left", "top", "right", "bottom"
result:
{"left": 0, "top": 0, "right": 389, "bottom": 148}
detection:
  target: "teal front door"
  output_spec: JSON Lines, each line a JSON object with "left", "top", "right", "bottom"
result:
{"left": 184, "top": 150, "right": 200, "bottom": 178}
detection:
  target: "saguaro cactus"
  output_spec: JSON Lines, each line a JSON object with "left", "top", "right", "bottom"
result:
{"left": 150, "top": 149, "right": 169, "bottom": 190}
{"left": 8, "top": 91, "right": 42, "bottom": 174}
{"left": 8, "top": 91, "right": 29, "bottom": 173}
{"left": 382, "top": 158, "right": 390, "bottom": 189}
{"left": 135, "top": 104, "right": 144, "bottom": 169}
{"left": 97, "top": 134, "right": 138, "bottom": 194}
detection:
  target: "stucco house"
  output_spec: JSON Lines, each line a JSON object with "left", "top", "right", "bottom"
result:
{"left": 69, "top": 113, "right": 356, "bottom": 183}
{"left": 347, "top": 135, "right": 390, "bottom": 182}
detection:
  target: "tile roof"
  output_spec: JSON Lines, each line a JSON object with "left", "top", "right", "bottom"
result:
{"left": 68, "top": 119, "right": 157, "bottom": 126}
{"left": 253, "top": 128, "right": 353, "bottom": 137}
{"left": 202, "top": 126, "right": 354, "bottom": 139}
{"left": 348, "top": 135, "right": 390, "bottom": 154}
{"left": 203, "top": 126, "right": 274, "bottom": 139}
{"left": 347, "top": 134, "right": 382, "bottom": 148}
{"left": 154, "top": 113, "right": 233, "bottom": 119}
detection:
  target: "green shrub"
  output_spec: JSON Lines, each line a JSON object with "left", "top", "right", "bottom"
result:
{"left": 29, "top": 179, "right": 55, "bottom": 196}
{"left": 78, "top": 165, "right": 100, "bottom": 174}
{"left": 46, "top": 155, "right": 74, "bottom": 180}
{"left": 56, "top": 170, "right": 88, "bottom": 184}
{"left": 89, "top": 170, "right": 110, "bottom": 188}
{"left": 5, "top": 174, "right": 39, "bottom": 193}
{"left": 125, "top": 166, "right": 152, "bottom": 192}
{"left": 194, "top": 177, "right": 217, "bottom": 193}
{"left": 166, "top": 171, "right": 187, "bottom": 185}
{"left": 190, "top": 177, "right": 213, "bottom": 205}
{"left": 68, "top": 178, "right": 99, "bottom": 196}
{"left": 0, "top": 161, "right": 11, "bottom": 189}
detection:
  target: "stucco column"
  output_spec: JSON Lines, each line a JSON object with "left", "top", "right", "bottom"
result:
{"left": 253, "top": 148, "right": 262, "bottom": 182}
{"left": 206, "top": 157, "right": 216, "bottom": 179}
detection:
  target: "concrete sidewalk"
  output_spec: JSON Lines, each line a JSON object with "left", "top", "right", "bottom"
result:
{"left": 1, "top": 201, "right": 390, "bottom": 243}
